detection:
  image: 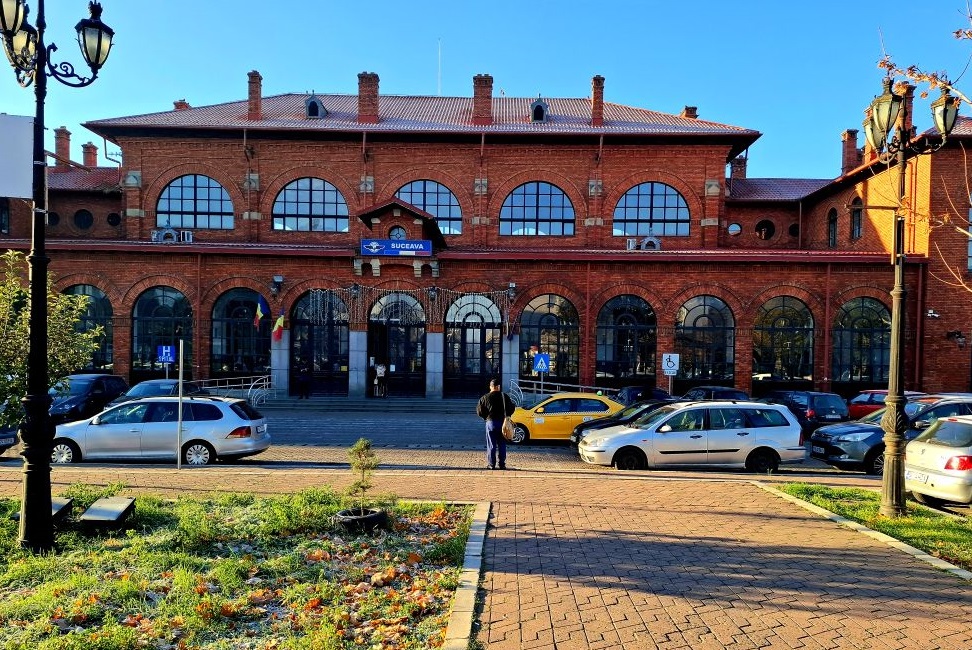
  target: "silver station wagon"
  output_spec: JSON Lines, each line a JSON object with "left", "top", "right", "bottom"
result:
{"left": 578, "top": 400, "right": 806, "bottom": 472}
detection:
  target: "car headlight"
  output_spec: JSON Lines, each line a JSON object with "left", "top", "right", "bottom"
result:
{"left": 834, "top": 432, "right": 873, "bottom": 442}
{"left": 583, "top": 436, "right": 611, "bottom": 448}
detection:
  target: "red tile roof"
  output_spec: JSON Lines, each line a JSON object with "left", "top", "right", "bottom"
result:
{"left": 727, "top": 178, "right": 832, "bottom": 201}
{"left": 47, "top": 167, "right": 121, "bottom": 193}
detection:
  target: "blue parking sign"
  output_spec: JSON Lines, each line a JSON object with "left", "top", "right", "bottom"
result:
{"left": 533, "top": 353, "right": 551, "bottom": 373}
{"left": 157, "top": 345, "right": 175, "bottom": 364}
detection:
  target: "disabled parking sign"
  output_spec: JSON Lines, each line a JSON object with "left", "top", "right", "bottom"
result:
{"left": 533, "top": 353, "right": 551, "bottom": 373}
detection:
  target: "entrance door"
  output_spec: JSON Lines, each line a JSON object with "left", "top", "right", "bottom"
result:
{"left": 290, "top": 291, "right": 351, "bottom": 396}
{"left": 445, "top": 324, "right": 501, "bottom": 397}
{"left": 368, "top": 293, "right": 427, "bottom": 397}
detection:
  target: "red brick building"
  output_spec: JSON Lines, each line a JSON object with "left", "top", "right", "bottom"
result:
{"left": 3, "top": 70, "right": 970, "bottom": 398}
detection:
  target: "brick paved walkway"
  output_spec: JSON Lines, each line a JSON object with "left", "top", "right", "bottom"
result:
{"left": 0, "top": 465, "right": 969, "bottom": 649}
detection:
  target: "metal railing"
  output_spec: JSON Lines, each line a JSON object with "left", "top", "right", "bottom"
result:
{"left": 196, "top": 375, "right": 275, "bottom": 406}
{"left": 509, "top": 379, "right": 619, "bottom": 406}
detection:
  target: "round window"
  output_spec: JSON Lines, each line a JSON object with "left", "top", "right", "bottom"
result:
{"left": 389, "top": 226, "right": 406, "bottom": 240}
{"left": 73, "top": 209, "right": 94, "bottom": 230}
{"left": 107, "top": 212, "right": 121, "bottom": 227}
{"left": 727, "top": 223, "right": 742, "bottom": 236}
{"left": 788, "top": 223, "right": 799, "bottom": 238}
{"left": 755, "top": 219, "right": 775, "bottom": 240}
{"left": 47, "top": 212, "right": 60, "bottom": 226}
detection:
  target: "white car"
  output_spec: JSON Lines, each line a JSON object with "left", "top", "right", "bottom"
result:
{"left": 51, "top": 396, "right": 270, "bottom": 465}
{"left": 578, "top": 400, "right": 805, "bottom": 472}
{"left": 905, "top": 415, "right": 972, "bottom": 505}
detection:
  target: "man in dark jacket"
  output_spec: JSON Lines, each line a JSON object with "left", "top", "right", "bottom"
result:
{"left": 476, "top": 377, "right": 515, "bottom": 470}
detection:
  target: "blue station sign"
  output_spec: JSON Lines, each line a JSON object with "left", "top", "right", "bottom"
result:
{"left": 360, "top": 239, "right": 432, "bottom": 257}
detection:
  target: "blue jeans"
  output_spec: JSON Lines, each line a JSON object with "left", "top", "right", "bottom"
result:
{"left": 485, "top": 419, "right": 507, "bottom": 468}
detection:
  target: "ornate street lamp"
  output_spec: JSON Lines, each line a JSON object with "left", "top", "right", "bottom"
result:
{"left": 0, "top": 0, "right": 114, "bottom": 552}
{"left": 864, "top": 76, "right": 957, "bottom": 517}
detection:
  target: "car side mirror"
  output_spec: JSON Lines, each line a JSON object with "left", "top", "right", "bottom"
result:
{"left": 536, "top": 407, "right": 545, "bottom": 414}
{"left": 658, "top": 424, "right": 672, "bottom": 433}
{"left": 913, "top": 420, "right": 930, "bottom": 430}
{"left": 91, "top": 416, "right": 101, "bottom": 425}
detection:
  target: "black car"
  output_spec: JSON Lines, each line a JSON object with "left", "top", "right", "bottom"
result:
{"left": 109, "top": 379, "right": 210, "bottom": 407}
{"left": 679, "top": 385, "right": 749, "bottom": 401}
{"left": 762, "top": 390, "right": 849, "bottom": 439}
{"left": 569, "top": 398, "right": 675, "bottom": 444}
{"left": 809, "top": 394, "right": 972, "bottom": 474}
{"left": 48, "top": 373, "right": 129, "bottom": 424}
{"left": 0, "top": 423, "right": 16, "bottom": 456}
{"left": 614, "top": 385, "right": 672, "bottom": 406}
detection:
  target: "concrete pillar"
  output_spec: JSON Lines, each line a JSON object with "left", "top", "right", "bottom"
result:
{"left": 425, "top": 332, "right": 443, "bottom": 398}
{"left": 271, "top": 330, "right": 290, "bottom": 394}
{"left": 349, "top": 330, "right": 369, "bottom": 397}
{"left": 503, "top": 334, "right": 520, "bottom": 396}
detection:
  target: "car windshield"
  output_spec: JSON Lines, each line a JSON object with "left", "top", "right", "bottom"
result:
{"left": 914, "top": 419, "right": 972, "bottom": 446}
{"left": 128, "top": 383, "right": 173, "bottom": 397}
{"left": 617, "top": 403, "right": 647, "bottom": 418}
{"left": 633, "top": 405, "right": 678, "bottom": 428}
{"left": 49, "top": 378, "right": 91, "bottom": 397}
{"left": 859, "top": 408, "right": 886, "bottom": 423}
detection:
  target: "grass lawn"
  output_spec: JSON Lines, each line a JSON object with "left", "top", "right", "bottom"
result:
{"left": 779, "top": 483, "right": 972, "bottom": 571}
{"left": 0, "top": 483, "right": 472, "bottom": 649}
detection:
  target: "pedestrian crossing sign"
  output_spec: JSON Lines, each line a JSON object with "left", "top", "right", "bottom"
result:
{"left": 533, "top": 353, "right": 551, "bottom": 373}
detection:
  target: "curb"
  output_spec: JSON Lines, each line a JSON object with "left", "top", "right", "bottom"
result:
{"left": 442, "top": 501, "right": 490, "bottom": 649}
{"left": 756, "top": 481, "right": 972, "bottom": 582}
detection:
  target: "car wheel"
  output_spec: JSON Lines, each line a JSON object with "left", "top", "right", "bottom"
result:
{"left": 613, "top": 447, "right": 647, "bottom": 471}
{"left": 745, "top": 448, "right": 779, "bottom": 473}
{"left": 912, "top": 491, "right": 945, "bottom": 508}
{"left": 511, "top": 424, "right": 529, "bottom": 445}
{"left": 864, "top": 446, "right": 885, "bottom": 475}
{"left": 183, "top": 441, "right": 215, "bottom": 465}
{"left": 51, "top": 439, "right": 80, "bottom": 464}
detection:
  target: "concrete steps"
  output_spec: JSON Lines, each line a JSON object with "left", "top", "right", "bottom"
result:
{"left": 259, "top": 396, "right": 479, "bottom": 414}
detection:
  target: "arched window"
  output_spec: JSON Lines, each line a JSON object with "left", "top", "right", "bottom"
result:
{"left": 211, "top": 288, "right": 271, "bottom": 377}
{"left": 595, "top": 295, "right": 657, "bottom": 387}
{"left": 369, "top": 293, "right": 427, "bottom": 396}
{"left": 613, "top": 182, "right": 691, "bottom": 237}
{"left": 499, "top": 182, "right": 574, "bottom": 236}
{"left": 157, "top": 174, "right": 234, "bottom": 230}
{"left": 827, "top": 208, "right": 838, "bottom": 248}
{"left": 0, "top": 198, "right": 8, "bottom": 234}
{"left": 396, "top": 180, "right": 462, "bottom": 235}
{"left": 63, "top": 284, "right": 112, "bottom": 371}
{"left": 271, "top": 177, "right": 349, "bottom": 232}
{"left": 850, "top": 197, "right": 863, "bottom": 240}
{"left": 674, "top": 295, "right": 735, "bottom": 386}
{"left": 530, "top": 98, "right": 549, "bottom": 123}
{"left": 752, "top": 297, "right": 814, "bottom": 385}
{"left": 519, "top": 294, "right": 579, "bottom": 382}
{"left": 131, "top": 286, "right": 193, "bottom": 380}
{"left": 290, "top": 290, "right": 350, "bottom": 395}
{"left": 832, "top": 297, "right": 891, "bottom": 387}
{"left": 445, "top": 294, "right": 503, "bottom": 396}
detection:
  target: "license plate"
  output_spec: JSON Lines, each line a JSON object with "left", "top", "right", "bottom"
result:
{"left": 256, "top": 424, "right": 267, "bottom": 434}
{"left": 905, "top": 470, "right": 927, "bottom": 483}
{"left": 811, "top": 445, "right": 825, "bottom": 455}
{"left": 0, "top": 437, "right": 13, "bottom": 446}
{"left": 823, "top": 414, "right": 841, "bottom": 420}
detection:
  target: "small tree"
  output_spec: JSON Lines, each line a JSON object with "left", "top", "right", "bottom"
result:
{"left": 0, "top": 250, "right": 102, "bottom": 428}
{"left": 346, "top": 437, "right": 379, "bottom": 514}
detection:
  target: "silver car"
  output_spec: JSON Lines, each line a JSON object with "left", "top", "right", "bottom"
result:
{"left": 578, "top": 400, "right": 805, "bottom": 472}
{"left": 905, "top": 415, "right": 972, "bottom": 505}
{"left": 51, "top": 396, "right": 270, "bottom": 465}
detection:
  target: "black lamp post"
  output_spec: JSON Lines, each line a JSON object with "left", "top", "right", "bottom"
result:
{"left": 863, "top": 77, "right": 958, "bottom": 517}
{"left": 0, "top": 0, "right": 114, "bottom": 552}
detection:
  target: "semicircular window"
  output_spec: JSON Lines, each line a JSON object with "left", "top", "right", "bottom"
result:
{"left": 518, "top": 294, "right": 579, "bottom": 381}
{"left": 674, "top": 295, "right": 735, "bottom": 385}
{"left": 500, "top": 182, "right": 574, "bottom": 236}
{"left": 752, "top": 296, "right": 814, "bottom": 384}
{"left": 396, "top": 180, "right": 462, "bottom": 235}
{"left": 832, "top": 297, "right": 890, "bottom": 386}
{"left": 63, "top": 284, "right": 112, "bottom": 370}
{"left": 157, "top": 174, "right": 234, "bottom": 230}
{"left": 272, "top": 177, "right": 349, "bottom": 232}
{"left": 614, "top": 182, "right": 690, "bottom": 237}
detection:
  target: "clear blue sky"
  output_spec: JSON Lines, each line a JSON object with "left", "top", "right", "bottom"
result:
{"left": 2, "top": 0, "right": 970, "bottom": 179}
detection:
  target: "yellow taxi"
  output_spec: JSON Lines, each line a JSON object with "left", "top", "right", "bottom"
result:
{"left": 508, "top": 392, "right": 624, "bottom": 443}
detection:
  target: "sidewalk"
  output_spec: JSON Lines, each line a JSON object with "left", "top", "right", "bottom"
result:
{"left": 0, "top": 465, "right": 969, "bottom": 649}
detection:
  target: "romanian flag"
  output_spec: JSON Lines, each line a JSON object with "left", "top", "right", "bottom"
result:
{"left": 254, "top": 295, "right": 270, "bottom": 329}
{"left": 272, "top": 314, "right": 285, "bottom": 342}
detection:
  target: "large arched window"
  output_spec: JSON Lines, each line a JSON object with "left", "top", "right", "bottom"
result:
{"left": 445, "top": 294, "right": 502, "bottom": 397}
{"left": 518, "top": 294, "right": 579, "bottom": 381}
{"left": 211, "top": 288, "right": 271, "bottom": 377}
{"left": 752, "top": 296, "right": 814, "bottom": 387}
{"left": 291, "top": 290, "right": 350, "bottom": 396}
{"left": 63, "top": 284, "right": 112, "bottom": 371}
{"left": 271, "top": 177, "right": 349, "bottom": 232}
{"left": 369, "top": 293, "right": 427, "bottom": 397}
{"left": 674, "top": 295, "right": 735, "bottom": 387}
{"left": 595, "top": 295, "right": 657, "bottom": 387}
{"left": 156, "top": 174, "right": 234, "bottom": 230}
{"left": 131, "top": 286, "right": 193, "bottom": 381}
{"left": 499, "top": 182, "right": 574, "bottom": 236}
{"left": 832, "top": 297, "right": 891, "bottom": 388}
{"left": 613, "top": 182, "right": 690, "bottom": 237}
{"left": 396, "top": 180, "right": 462, "bottom": 235}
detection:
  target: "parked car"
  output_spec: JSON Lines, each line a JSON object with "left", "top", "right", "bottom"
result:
{"left": 679, "top": 386, "right": 749, "bottom": 401}
{"left": 613, "top": 385, "right": 672, "bottom": 406}
{"left": 810, "top": 394, "right": 972, "bottom": 475}
{"left": 577, "top": 400, "right": 805, "bottom": 472}
{"left": 761, "top": 390, "right": 849, "bottom": 439}
{"left": 847, "top": 389, "right": 926, "bottom": 420}
{"left": 48, "top": 374, "right": 129, "bottom": 424}
{"left": 51, "top": 396, "right": 270, "bottom": 465}
{"left": 905, "top": 415, "right": 972, "bottom": 505}
{"left": 109, "top": 379, "right": 210, "bottom": 407}
{"left": 508, "top": 392, "right": 624, "bottom": 443}
{"left": 569, "top": 398, "right": 675, "bottom": 445}
{"left": 0, "top": 423, "right": 16, "bottom": 456}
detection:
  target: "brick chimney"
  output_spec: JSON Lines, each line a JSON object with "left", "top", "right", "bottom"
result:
{"left": 248, "top": 70, "right": 263, "bottom": 120}
{"left": 591, "top": 75, "right": 605, "bottom": 127}
{"left": 472, "top": 74, "right": 493, "bottom": 126}
{"left": 54, "top": 126, "right": 71, "bottom": 168}
{"left": 82, "top": 142, "right": 98, "bottom": 167}
{"left": 730, "top": 156, "right": 747, "bottom": 180}
{"left": 841, "top": 129, "right": 861, "bottom": 175}
{"left": 358, "top": 72, "right": 380, "bottom": 124}
{"left": 173, "top": 99, "right": 191, "bottom": 110}
{"left": 680, "top": 106, "right": 698, "bottom": 119}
